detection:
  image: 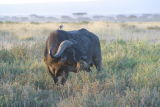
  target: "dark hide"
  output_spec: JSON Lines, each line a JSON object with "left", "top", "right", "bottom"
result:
{"left": 44, "top": 28, "right": 102, "bottom": 84}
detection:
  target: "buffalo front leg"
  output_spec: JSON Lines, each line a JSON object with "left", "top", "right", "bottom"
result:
{"left": 94, "top": 58, "right": 102, "bottom": 72}
{"left": 76, "top": 60, "right": 92, "bottom": 72}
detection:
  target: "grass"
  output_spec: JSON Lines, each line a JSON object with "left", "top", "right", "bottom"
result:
{"left": 0, "top": 22, "right": 160, "bottom": 107}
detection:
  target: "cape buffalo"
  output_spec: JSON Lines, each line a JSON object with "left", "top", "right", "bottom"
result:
{"left": 44, "top": 28, "right": 102, "bottom": 84}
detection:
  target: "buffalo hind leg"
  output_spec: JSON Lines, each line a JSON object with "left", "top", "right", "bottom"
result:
{"left": 93, "top": 57, "right": 102, "bottom": 72}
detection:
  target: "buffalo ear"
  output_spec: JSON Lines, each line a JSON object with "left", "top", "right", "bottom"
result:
{"left": 60, "top": 56, "right": 67, "bottom": 63}
{"left": 80, "top": 56, "right": 87, "bottom": 60}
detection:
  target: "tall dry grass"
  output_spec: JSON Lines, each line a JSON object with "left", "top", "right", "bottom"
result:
{"left": 0, "top": 22, "right": 160, "bottom": 107}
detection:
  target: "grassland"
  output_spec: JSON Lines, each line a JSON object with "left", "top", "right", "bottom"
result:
{"left": 0, "top": 22, "right": 160, "bottom": 107}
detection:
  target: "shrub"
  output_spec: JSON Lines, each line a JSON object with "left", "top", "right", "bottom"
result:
{"left": 0, "top": 49, "right": 15, "bottom": 63}
{"left": 108, "top": 56, "right": 137, "bottom": 71}
{"left": 18, "top": 35, "right": 34, "bottom": 41}
{"left": 10, "top": 45, "right": 29, "bottom": 61}
{"left": 147, "top": 26, "right": 160, "bottom": 30}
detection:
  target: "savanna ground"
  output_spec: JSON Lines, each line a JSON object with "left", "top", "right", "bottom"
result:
{"left": 0, "top": 21, "right": 160, "bottom": 107}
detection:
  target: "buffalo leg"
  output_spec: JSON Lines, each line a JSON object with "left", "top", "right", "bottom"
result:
{"left": 93, "top": 57, "right": 102, "bottom": 72}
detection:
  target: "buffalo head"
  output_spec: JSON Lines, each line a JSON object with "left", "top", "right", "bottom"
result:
{"left": 48, "top": 39, "right": 90, "bottom": 84}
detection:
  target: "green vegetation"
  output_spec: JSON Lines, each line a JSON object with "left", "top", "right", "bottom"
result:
{"left": 0, "top": 22, "right": 160, "bottom": 107}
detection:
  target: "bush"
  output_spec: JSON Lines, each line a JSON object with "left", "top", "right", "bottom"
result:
{"left": 108, "top": 56, "right": 137, "bottom": 71}
{"left": 10, "top": 45, "right": 29, "bottom": 61}
{"left": 0, "top": 49, "right": 15, "bottom": 63}
{"left": 147, "top": 26, "right": 160, "bottom": 30}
